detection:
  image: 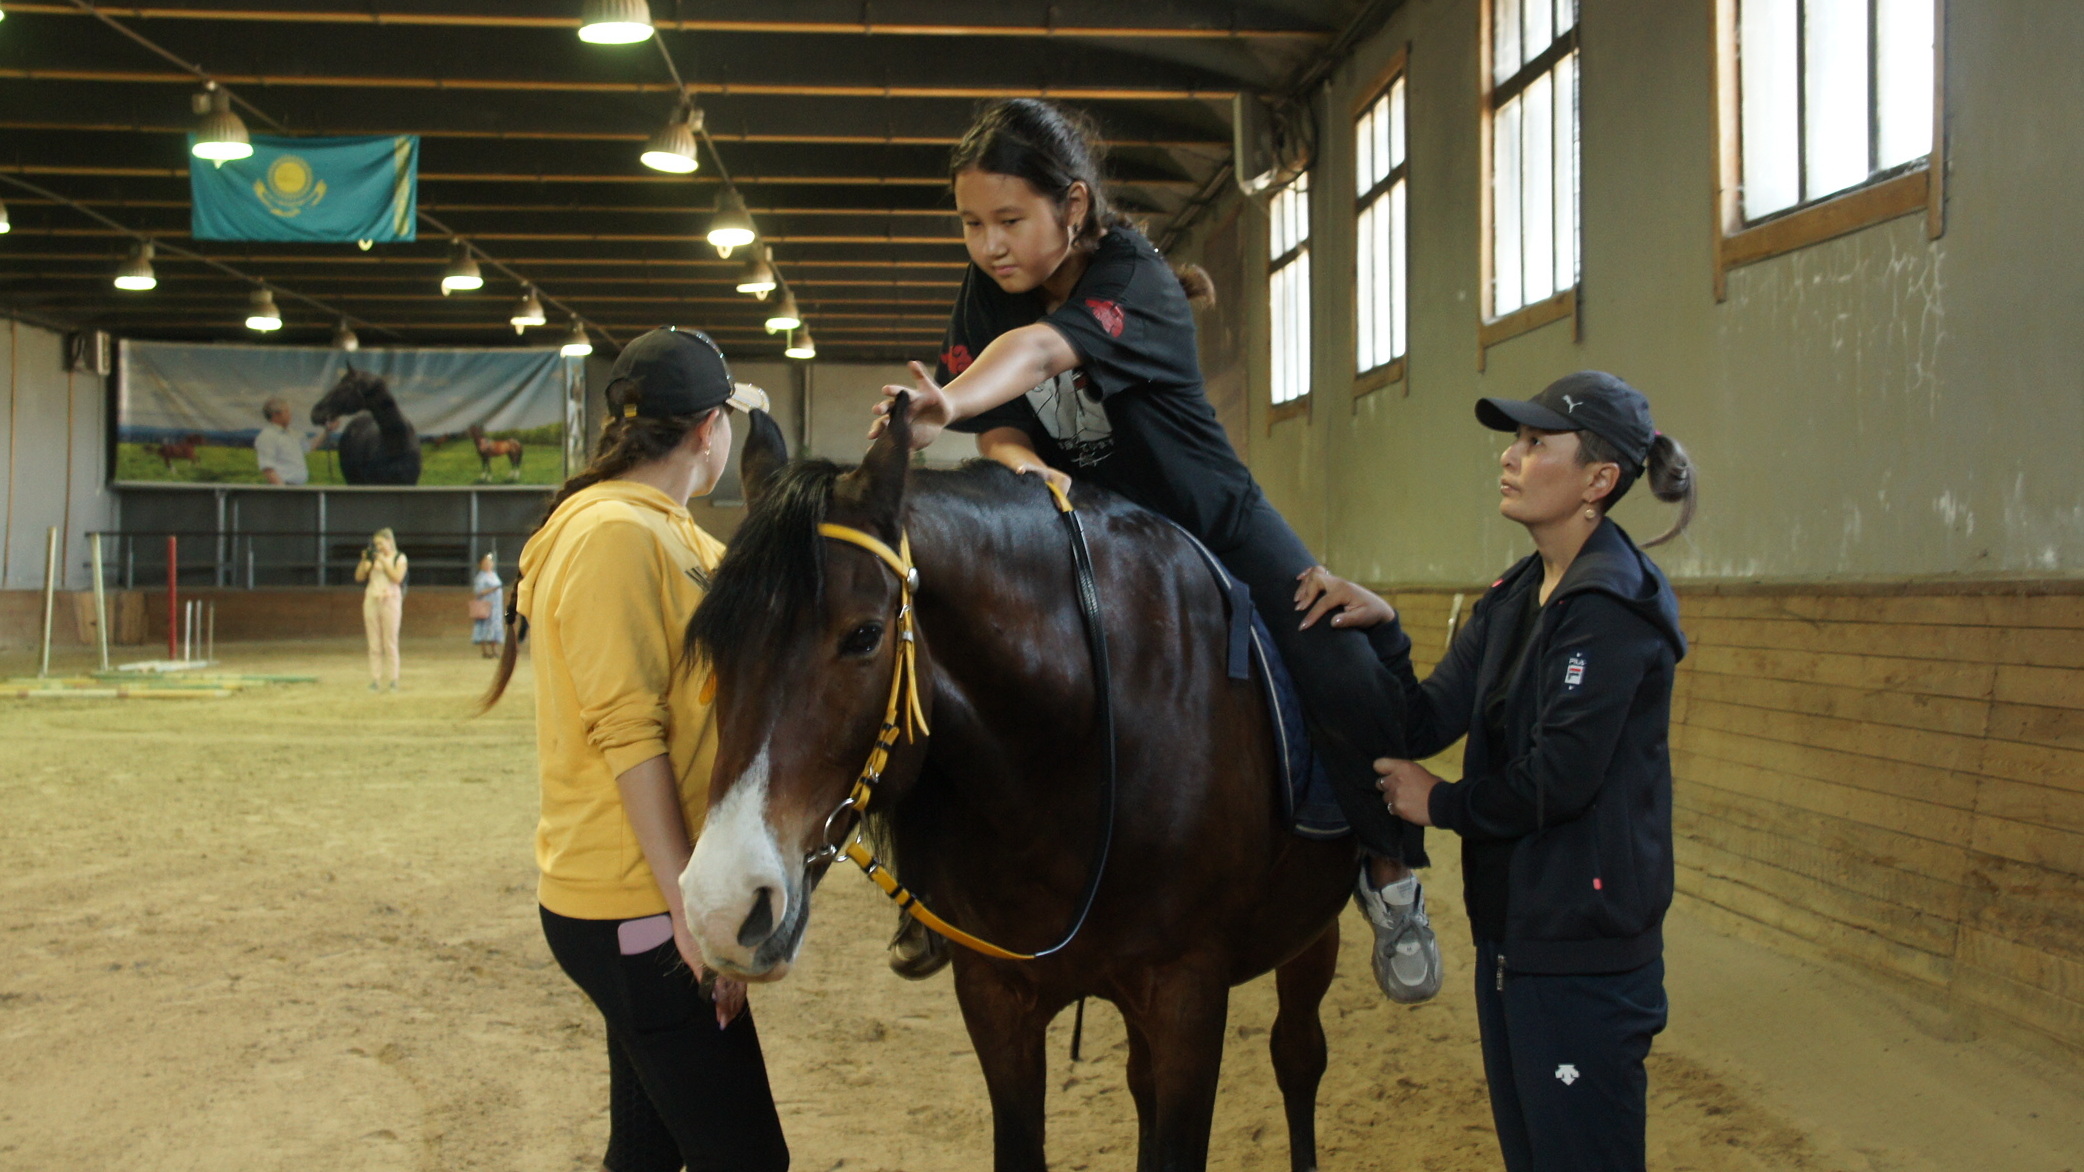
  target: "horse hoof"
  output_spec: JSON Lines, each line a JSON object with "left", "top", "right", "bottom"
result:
{"left": 888, "top": 913, "right": 951, "bottom": 980}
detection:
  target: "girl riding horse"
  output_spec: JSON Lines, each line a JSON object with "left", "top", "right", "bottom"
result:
{"left": 870, "top": 98, "right": 1440, "bottom": 1003}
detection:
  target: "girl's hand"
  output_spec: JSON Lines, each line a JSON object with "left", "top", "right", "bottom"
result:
{"left": 1295, "top": 566, "right": 1396, "bottom": 630}
{"left": 672, "top": 917, "right": 748, "bottom": 1029}
{"left": 1375, "top": 758, "right": 1441, "bottom": 826}
{"left": 871, "top": 361, "right": 950, "bottom": 449}
{"left": 988, "top": 448, "right": 1072, "bottom": 495}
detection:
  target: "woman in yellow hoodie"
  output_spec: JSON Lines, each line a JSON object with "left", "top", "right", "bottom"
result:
{"left": 482, "top": 327, "right": 787, "bottom": 1172}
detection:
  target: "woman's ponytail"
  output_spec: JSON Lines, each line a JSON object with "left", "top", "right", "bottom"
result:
{"left": 1639, "top": 433, "right": 1697, "bottom": 548}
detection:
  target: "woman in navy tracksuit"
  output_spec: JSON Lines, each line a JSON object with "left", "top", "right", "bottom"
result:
{"left": 1304, "top": 371, "right": 1697, "bottom": 1172}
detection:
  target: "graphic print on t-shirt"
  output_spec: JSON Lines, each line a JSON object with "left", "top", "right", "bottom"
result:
{"left": 1025, "top": 368, "right": 1114, "bottom": 467}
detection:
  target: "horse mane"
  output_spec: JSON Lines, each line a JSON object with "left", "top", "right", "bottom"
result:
{"left": 685, "top": 458, "right": 845, "bottom": 679}
{"left": 686, "top": 458, "right": 1027, "bottom": 680}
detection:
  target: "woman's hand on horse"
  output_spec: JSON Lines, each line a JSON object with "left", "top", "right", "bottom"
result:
{"left": 673, "top": 918, "right": 749, "bottom": 1029}
{"left": 871, "top": 360, "right": 950, "bottom": 449}
{"left": 1294, "top": 566, "right": 1396, "bottom": 631}
{"left": 1374, "top": 758, "right": 1440, "bottom": 827}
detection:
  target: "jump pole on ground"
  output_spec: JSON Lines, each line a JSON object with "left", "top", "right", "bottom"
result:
{"left": 90, "top": 533, "right": 109, "bottom": 671}
{"left": 37, "top": 527, "right": 58, "bottom": 678}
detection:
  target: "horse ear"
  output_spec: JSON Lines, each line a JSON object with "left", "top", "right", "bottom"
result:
{"left": 740, "top": 408, "right": 789, "bottom": 507}
{"left": 840, "top": 391, "right": 911, "bottom": 527}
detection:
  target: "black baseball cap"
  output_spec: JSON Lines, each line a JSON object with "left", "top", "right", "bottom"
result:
{"left": 1477, "top": 371, "right": 1655, "bottom": 471}
{"left": 607, "top": 327, "right": 770, "bottom": 419}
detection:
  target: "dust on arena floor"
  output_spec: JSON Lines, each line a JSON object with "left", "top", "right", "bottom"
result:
{"left": 2, "top": 638, "right": 2076, "bottom": 1171}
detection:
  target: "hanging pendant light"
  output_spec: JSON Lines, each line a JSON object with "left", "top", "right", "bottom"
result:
{"left": 734, "top": 245, "right": 778, "bottom": 298}
{"left": 578, "top": 0, "right": 654, "bottom": 43}
{"left": 333, "top": 319, "right": 361, "bottom": 351}
{"left": 706, "top": 188, "right": 756, "bottom": 258}
{"left": 640, "top": 105, "right": 702, "bottom": 174}
{"left": 441, "top": 242, "right": 483, "bottom": 294}
{"left": 191, "top": 83, "right": 253, "bottom": 166}
{"left": 245, "top": 287, "right": 283, "bottom": 332}
{"left": 764, "top": 288, "right": 802, "bottom": 333}
{"left": 559, "top": 319, "right": 593, "bottom": 357}
{"left": 509, "top": 286, "right": 547, "bottom": 333}
{"left": 113, "top": 241, "right": 158, "bottom": 291}
{"left": 0, "top": 198, "right": 11, "bottom": 235}
{"left": 784, "top": 327, "right": 816, "bottom": 360}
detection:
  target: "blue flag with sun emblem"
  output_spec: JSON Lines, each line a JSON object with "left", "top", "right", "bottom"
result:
{"left": 188, "top": 134, "right": 418, "bottom": 243}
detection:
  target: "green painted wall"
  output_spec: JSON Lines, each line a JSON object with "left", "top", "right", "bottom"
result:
{"left": 1179, "top": 0, "right": 2084, "bottom": 586}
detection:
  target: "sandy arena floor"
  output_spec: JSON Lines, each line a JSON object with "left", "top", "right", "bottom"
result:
{"left": 2, "top": 639, "right": 2078, "bottom": 1172}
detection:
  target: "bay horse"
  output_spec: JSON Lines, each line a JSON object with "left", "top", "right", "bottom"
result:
{"left": 150, "top": 433, "right": 205, "bottom": 470}
{"left": 467, "top": 424, "right": 524, "bottom": 482}
{"left": 310, "top": 368, "right": 421, "bottom": 485}
{"left": 680, "top": 401, "right": 1355, "bottom": 1171}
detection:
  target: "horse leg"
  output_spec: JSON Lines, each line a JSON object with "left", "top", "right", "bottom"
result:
{"left": 1271, "top": 922, "right": 1339, "bottom": 1172}
{"left": 1123, "top": 1015, "right": 1157, "bottom": 1170}
{"left": 1123, "top": 967, "right": 1230, "bottom": 1172}
{"left": 952, "top": 960, "right": 1053, "bottom": 1172}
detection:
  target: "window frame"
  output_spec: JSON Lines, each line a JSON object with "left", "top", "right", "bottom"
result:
{"left": 1267, "top": 172, "right": 1313, "bottom": 426}
{"left": 1711, "top": 0, "right": 1947, "bottom": 299}
{"left": 1353, "top": 46, "right": 1412, "bottom": 399}
{"left": 1478, "top": 0, "right": 1583, "bottom": 369}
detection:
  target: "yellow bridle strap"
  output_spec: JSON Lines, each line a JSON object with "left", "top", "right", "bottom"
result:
{"left": 817, "top": 522, "right": 929, "bottom": 745}
{"left": 842, "top": 839, "right": 1034, "bottom": 960}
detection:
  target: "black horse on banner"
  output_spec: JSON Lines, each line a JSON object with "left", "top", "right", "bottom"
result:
{"left": 311, "top": 368, "right": 421, "bottom": 485}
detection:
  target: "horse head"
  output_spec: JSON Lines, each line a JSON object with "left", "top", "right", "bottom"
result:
{"left": 311, "top": 367, "right": 384, "bottom": 427}
{"left": 680, "top": 399, "right": 927, "bottom": 981}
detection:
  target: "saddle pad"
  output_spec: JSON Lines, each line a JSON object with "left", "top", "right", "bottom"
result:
{"left": 1165, "top": 524, "right": 1351, "bottom": 841}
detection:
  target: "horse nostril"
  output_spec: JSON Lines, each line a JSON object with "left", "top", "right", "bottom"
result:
{"left": 737, "top": 886, "right": 776, "bottom": 947}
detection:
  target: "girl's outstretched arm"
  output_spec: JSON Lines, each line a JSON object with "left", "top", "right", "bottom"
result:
{"left": 870, "top": 322, "right": 1078, "bottom": 448}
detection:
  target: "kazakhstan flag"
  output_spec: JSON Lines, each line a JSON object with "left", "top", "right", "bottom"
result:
{"left": 189, "top": 134, "right": 418, "bottom": 243}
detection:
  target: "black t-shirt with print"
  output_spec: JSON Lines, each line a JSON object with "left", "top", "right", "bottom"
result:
{"left": 938, "top": 226, "right": 1264, "bottom": 551}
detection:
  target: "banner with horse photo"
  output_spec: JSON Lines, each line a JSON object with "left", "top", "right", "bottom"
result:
{"left": 115, "top": 340, "right": 579, "bottom": 487}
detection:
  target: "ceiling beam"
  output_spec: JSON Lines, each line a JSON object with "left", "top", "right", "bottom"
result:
{"left": 0, "top": 120, "right": 1226, "bottom": 151}
{"left": 1, "top": 4, "right": 1326, "bottom": 39}
{"left": 0, "top": 68, "right": 1238, "bottom": 102}
{"left": 0, "top": 164, "right": 1193, "bottom": 188}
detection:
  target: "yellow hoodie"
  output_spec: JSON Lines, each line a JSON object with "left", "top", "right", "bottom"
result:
{"left": 516, "top": 479, "right": 726, "bottom": 920}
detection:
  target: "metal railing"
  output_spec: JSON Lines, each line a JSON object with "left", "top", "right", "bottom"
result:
{"left": 88, "top": 529, "right": 530, "bottom": 590}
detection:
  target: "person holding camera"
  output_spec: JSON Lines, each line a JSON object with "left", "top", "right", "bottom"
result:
{"left": 355, "top": 528, "right": 408, "bottom": 692}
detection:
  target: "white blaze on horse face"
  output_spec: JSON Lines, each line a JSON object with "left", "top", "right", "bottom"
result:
{"left": 681, "top": 745, "right": 794, "bottom": 978}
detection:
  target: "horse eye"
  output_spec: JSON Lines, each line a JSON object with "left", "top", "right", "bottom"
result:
{"left": 839, "top": 622, "right": 885, "bottom": 658}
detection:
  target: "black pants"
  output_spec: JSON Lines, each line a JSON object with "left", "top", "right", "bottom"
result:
{"left": 1216, "top": 501, "right": 1427, "bottom": 866}
{"left": 541, "top": 906, "right": 790, "bottom": 1172}
{"left": 1472, "top": 940, "right": 1668, "bottom": 1172}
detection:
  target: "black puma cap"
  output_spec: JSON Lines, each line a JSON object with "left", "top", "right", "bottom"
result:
{"left": 1477, "top": 371, "right": 1655, "bottom": 471}
{"left": 608, "top": 327, "right": 770, "bottom": 419}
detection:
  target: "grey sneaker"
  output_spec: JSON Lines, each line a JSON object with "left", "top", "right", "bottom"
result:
{"left": 887, "top": 910, "right": 950, "bottom": 980}
{"left": 1353, "top": 872, "right": 1443, "bottom": 1003}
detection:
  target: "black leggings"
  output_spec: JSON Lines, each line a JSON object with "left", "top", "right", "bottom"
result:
{"left": 540, "top": 906, "right": 790, "bottom": 1172}
{"left": 1216, "top": 501, "right": 1428, "bottom": 867}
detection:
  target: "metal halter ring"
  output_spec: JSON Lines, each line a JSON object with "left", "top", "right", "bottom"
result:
{"left": 806, "top": 796, "right": 861, "bottom": 865}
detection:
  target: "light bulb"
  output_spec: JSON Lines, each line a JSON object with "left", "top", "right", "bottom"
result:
{"left": 763, "top": 289, "right": 801, "bottom": 333}
{"left": 113, "top": 241, "right": 158, "bottom": 291}
{"left": 578, "top": 0, "right": 653, "bottom": 43}
{"left": 784, "top": 327, "right": 816, "bottom": 360}
{"left": 191, "top": 85, "right": 253, "bottom": 166}
{"left": 245, "top": 288, "right": 283, "bottom": 332}
{"left": 706, "top": 188, "right": 756, "bottom": 258}
{"left": 560, "top": 319, "right": 593, "bottom": 357}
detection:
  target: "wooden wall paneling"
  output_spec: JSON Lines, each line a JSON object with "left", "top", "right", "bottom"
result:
{"left": 1685, "top": 644, "right": 1998, "bottom": 702}
{"left": 1685, "top": 670, "right": 1991, "bottom": 739}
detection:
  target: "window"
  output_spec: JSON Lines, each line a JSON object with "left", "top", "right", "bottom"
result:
{"left": 1485, "top": 0, "right": 1579, "bottom": 328}
{"left": 1268, "top": 174, "right": 1311, "bottom": 412}
{"left": 1355, "top": 59, "right": 1409, "bottom": 391}
{"left": 1714, "top": 0, "right": 1943, "bottom": 291}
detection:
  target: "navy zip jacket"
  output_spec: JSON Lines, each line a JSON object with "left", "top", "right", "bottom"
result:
{"left": 1369, "top": 520, "right": 1686, "bottom": 975}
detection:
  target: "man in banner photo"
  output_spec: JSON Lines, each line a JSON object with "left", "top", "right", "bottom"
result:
{"left": 190, "top": 135, "right": 418, "bottom": 244}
